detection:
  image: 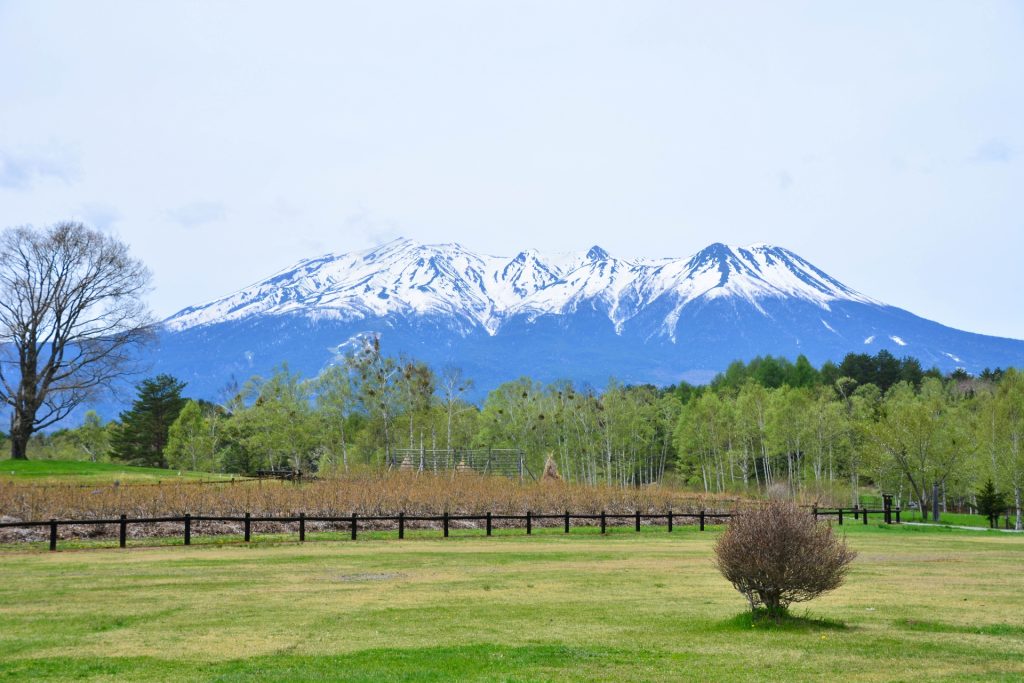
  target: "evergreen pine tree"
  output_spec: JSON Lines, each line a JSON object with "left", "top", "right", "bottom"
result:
{"left": 976, "top": 479, "right": 1007, "bottom": 527}
{"left": 110, "top": 374, "right": 187, "bottom": 467}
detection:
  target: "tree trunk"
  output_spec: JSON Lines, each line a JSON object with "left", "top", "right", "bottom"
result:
{"left": 446, "top": 403, "right": 453, "bottom": 452}
{"left": 850, "top": 466, "right": 858, "bottom": 507}
{"left": 10, "top": 433, "right": 29, "bottom": 460}
{"left": 340, "top": 426, "right": 348, "bottom": 472}
{"left": 9, "top": 413, "right": 31, "bottom": 460}
{"left": 1015, "top": 485, "right": 1022, "bottom": 531}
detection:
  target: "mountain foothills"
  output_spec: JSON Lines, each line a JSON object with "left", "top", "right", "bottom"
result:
{"left": 156, "top": 239, "right": 1024, "bottom": 400}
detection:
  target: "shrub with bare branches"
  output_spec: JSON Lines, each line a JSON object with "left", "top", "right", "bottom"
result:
{"left": 714, "top": 501, "right": 856, "bottom": 621}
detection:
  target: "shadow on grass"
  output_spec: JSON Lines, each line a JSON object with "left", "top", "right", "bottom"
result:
{"left": 0, "top": 644, "right": 645, "bottom": 682}
{"left": 720, "top": 609, "right": 850, "bottom": 632}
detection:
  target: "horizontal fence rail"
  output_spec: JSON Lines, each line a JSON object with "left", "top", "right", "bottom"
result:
{"left": 0, "top": 505, "right": 902, "bottom": 552}
{"left": 811, "top": 505, "right": 902, "bottom": 525}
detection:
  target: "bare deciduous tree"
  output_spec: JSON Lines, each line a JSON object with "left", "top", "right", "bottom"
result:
{"left": 714, "top": 501, "right": 856, "bottom": 621}
{"left": 0, "top": 222, "right": 154, "bottom": 459}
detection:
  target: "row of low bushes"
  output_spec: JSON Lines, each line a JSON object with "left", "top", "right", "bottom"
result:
{"left": 0, "top": 471, "right": 742, "bottom": 522}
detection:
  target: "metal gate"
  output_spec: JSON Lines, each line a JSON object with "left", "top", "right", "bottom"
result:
{"left": 391, "top": 448, "right": 533, "bottom": 480}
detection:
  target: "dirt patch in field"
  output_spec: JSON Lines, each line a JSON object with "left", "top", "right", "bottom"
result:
{"left": 859, "top": 553, "right": 965, "bottom": 563}
{"left": 331, "top": 572, "right": 405, "bottom": 582}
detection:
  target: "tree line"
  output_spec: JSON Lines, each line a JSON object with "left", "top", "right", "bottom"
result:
{"left": 5, "top": 343, "right": 1022, "bottom": 529}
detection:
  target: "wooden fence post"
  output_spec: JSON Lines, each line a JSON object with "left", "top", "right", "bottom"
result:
{"left": 667, "top": 510, "right": 673, "bottom": 533}
{"left": 486, "top": 512, "right": 492, "bottom": 536}
{"left": 838, "top": 509, "right": 843, "bottom": 526}
{"left": 398, "top": 512, "right": 405, "bottom": 539}
{"left": 564, "top": 510, "right": 570, "bottom": 534}
{"left": 119, "top": 514, "right": 127, "bottom": 548}
{"left": 184, "top": 514, "right": 191, "bottom": 545}
{"left": 854, "top": 505, "right": 859, "bottom": 520}
{"left": 526, "top": 510, "right": 532, "bottom": 535}
{"left": 812, "top": 506, "right": 818, "bottom": 520}
{"left": 699, "top": 510, "right": 705, "bottom": 531}
{"left": 351, "top": 513, "right": 358, "bottom": 540}
{"left": 299, "top": 512, "right": 305, "bottom": 542}
{"left": 244, "top": 512, "right": 251, "bottom": 542}
{"left": 443, "top": 511, "right": 449, "bottom": 538}
{"left": 49, "top": 519, "right": 57, "bottom": 552}
{"left": 600, "top": 510, "right": 606, "bottom": 534}
{"left": 862, "top": 508, "right": 868, "bottom": 525}
{"left": 635, "top": 510, "right": 641, "bottom": 532}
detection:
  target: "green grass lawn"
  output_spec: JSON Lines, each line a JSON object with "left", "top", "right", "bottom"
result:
{"left": 900, "top": 510, "right": 1018, "bottom": 529}
{"left": 0, "top": 459, "right": 231, "bottom": 484}
{"left": 1, "top": 524, "right": 1022, "bottom": 681}
{"left": 857, "top": 492, "right": 1014, "bottom": 529}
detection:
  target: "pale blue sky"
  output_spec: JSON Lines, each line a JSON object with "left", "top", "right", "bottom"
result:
{"left": 1, "top": 1, "right": 1022, "bottom": 337}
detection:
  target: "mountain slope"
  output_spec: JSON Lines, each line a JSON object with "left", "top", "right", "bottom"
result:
{"left": 167, "top": 239, "right": 876, "bottom": 336}
{"left": 146, "top": 239, "right": 1024, "bottom": 403}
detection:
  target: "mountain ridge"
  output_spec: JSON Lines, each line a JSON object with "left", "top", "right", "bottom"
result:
{"left": 137, "top": 239, "right": 1024, "bottom": 407}
{"left": 164, "top": 239, "right": 880, "bottom": 340}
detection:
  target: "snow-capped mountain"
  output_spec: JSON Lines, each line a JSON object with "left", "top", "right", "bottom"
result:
{"left": 166, "top": 239, "right": 876, "bottom": 336}
{"left": 147, "top": 239, "right": 1024, "bottom": 404}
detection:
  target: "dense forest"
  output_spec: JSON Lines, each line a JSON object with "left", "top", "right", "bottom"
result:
{"left": 5, "top": 338, "right": 1022, "bottom": 526}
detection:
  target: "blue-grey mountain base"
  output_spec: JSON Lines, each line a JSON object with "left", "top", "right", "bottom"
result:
{"left": 146, "top": 240, "right": 1024, "bottom": 406}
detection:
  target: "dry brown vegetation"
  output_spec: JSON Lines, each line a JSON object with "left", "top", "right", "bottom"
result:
{"left": 0, "top": 471, "right": 739, "bottom": 529}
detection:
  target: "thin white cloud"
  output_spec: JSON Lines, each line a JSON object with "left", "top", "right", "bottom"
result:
{"left": 0, "top": 146, "right": 79, "bottom": 189}
{"left": 777, "top": 170, "right": 794, "bottom": 190}
{"left": 165, "top": 201, "right": 227, "bottom": 228}
{"left": 77, "top": 202, "right": 122, "bottom": 232}
{"left": 342, "top": 207, "right": 402, "bottom": 246}
{"left": 970, "top": 138, "right": 1014, "bottom": 164}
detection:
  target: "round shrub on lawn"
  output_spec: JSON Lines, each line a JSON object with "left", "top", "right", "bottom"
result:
{"left": 714, "top": 501, "right": 856, "bottom": 621}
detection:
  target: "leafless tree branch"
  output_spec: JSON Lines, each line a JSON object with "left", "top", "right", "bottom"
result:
{"left": 0, "top": 222, "right": 154, "bottom": 458}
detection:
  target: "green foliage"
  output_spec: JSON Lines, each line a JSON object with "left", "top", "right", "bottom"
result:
{"left": 712, "top": 350, "right": 936, "bottom": 395}
{"left": 837, "top": 350, "right": 932, "bottom": 392}
{"left": 228, "top": 365, "right": 318, "bottom": 473}
{"left": 38, "top": 344, "right": 1024, "bottom": 519}
{"left": 869, "top": 379, "right": 973, "bottom": 518}
{"left": 165, "top": 401, "right": 220, "bottom": 472}
{"left": 312, "top": 364, "right": 357, "bottom": 472}
{"left": 110, "top": 374, "right": 187, "bottom": 467}
{"left": 975, "top": 479, "right": 1007, "bottom": 520}
{"left": 72, "top": 411, "right": 110, "bottom": 462}
{"left": 4, "top": 414, "right": 115, "bottom": 463}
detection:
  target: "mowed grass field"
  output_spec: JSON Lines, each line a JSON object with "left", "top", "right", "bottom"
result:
{"left": 0, "top": 459, "right": 234, "bottom": 484}
{"left": 1, "top": 524, "right": 1022, "bottom": 682}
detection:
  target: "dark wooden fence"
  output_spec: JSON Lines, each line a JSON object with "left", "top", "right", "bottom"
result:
{"left": 0, "top": 505, "right": 901, "bottom": 552}
{"left": 812, "top": 504, "right": 902, "bottom": 525}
